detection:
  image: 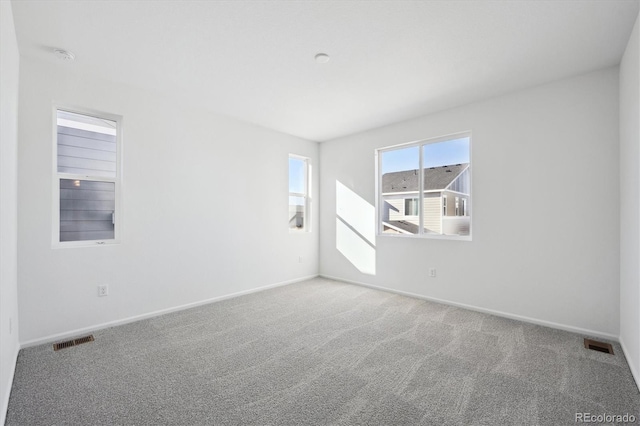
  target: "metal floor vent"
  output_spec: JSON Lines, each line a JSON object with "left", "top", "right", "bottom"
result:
{"left": 584, "top": 338, "right": 614, "bottom": 355}
{"left": 53, "top": 335, "right": 94, "bottom": 351}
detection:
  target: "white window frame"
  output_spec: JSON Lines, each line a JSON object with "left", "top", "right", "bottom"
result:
{"left": 404, "top": 198, "right": 419, "bottom": 216}
{"left": 375, "top": 131, "right": 472, "bottom": 241}
{"left": 52, "top": 104, "right": 123, "bottom": 248}
{"left": 288, "top": 154, "right": 311, "bottom": 233}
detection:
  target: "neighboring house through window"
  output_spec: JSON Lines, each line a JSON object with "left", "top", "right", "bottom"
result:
{"left": 54, "top": 108, "right": 121, "bottom": 245}
{"left": 288, "top": 154, "right": 310, "bottom": 232}
{"left": 377, "top": 133, "right": 471, "bottom": 238}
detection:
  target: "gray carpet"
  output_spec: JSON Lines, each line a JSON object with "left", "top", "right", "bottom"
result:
{"left": 5, "top": 278, "right": 640, "bottom": 425}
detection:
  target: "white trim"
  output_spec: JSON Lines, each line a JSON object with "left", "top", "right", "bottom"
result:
{"left": 319, "top": 274, "right": 619, "bottom": 341}
{"left": 20, "top": 275, "right": 319, "bottom": 349}
{"left": 443, "top": 189, "right": 470, "bottom": 197}
{"left": 375, "top": 149, "right": 381, "bottom": 234}
{"left": 381, "top": 222, "right": 413, "bottom": 235}
{"left": 381, "top": 191, "right": 420, "bottom": 198}
{"left": 418, "top": 146, "right": 424, "bottom": 232}
{"left": 57, "top": 117, "right": 116, "bottom": 136}
{"left": 376, "top": 131, "right": 473, "bottom": 153}
{"left": 619, "top": 337, "right": 640, "bottom": 392}
{"left": 441, "top": 193, "right": 446, "bottom": 231}
{"left": 382, "top": 189, "right": 470, "bottom": 198}
{"left": 1, "top": 345, "right": 20, "bottom": 426}
{"left": 378, "top": 231, "right": 472, "bottom": 242}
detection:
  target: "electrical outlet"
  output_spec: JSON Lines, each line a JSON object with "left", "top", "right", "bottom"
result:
{"left": 429, "top": 268, "right": 437, "bottom": 278}
{"left": 97, "top": 285, "right": 109, "bottom": 297}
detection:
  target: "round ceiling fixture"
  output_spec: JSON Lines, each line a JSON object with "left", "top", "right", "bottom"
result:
{"left": 314, "top": 53, "right": 330, "bottom": 64}
{"left": 53, "top": 48, "right": 75, "bottom": 61}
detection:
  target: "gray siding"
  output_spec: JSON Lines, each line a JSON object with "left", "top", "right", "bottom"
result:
{"left": 59, "top": 179, "right": 114, "bottom": 242}
{"left": 57, "top": 126, "right": 116, "bottom": 177}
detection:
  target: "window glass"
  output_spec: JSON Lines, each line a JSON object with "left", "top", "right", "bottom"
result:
{"left": 60, "top": 179, "right": 115, "bottom": 242}
{"left": 57, "top": 110, "right": 117, "bottom": 177}
{"left": 380, "top": 146, "right": 419, "bottom": 235}
{"left": 289, "top": 155, "right": 310, "bottom": 232}
{"left": 378, "top": 134, "right": 471, "bottom": 238}
{"left": 55, "top": 109, "right": 120, "bottom": 244}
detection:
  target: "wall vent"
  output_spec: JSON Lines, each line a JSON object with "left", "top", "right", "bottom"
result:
{"left": 53, "top": 335, "right": 94, "bottom": 351}
{"left": 584, "top": 338, "right": 614, "bottom": 355}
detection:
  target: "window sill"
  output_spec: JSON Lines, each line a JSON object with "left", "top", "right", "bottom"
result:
{"left": 52, "top": 240, "right": 120, "bottom": 249}
{"left": 377, "top": 233, "right": 472, "bottom": 242}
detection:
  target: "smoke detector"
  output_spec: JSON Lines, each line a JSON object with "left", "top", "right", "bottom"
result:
{"left": 53, "top": 49, "right": 75, "bottom": 61}
{"left": 314, "top": 53, "right": 330, "bottom": 64}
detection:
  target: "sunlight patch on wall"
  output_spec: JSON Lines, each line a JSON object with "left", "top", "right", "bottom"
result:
{"left": 336, "top": 181, "right": 376, "bottom": 275}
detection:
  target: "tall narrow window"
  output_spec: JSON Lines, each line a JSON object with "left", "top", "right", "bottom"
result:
{"left": 289, "top": 155, "right": 310, "bottom": 232}
{"left": 54, "top": 109, "right": 121, "bottom": 245}
{"left": 377, "top": 133, "right": 471, "bottom": 239}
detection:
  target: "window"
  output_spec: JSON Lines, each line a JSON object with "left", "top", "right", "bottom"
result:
{"left": 54, "top": 108, "right": 121, "bottom": 245}
{"left": 377, "top": 133, "right": 471, "bottom": 238}
{"left": 288, "top": 154, "right": 310, "bottom": 232}
{"left": 404, "top": 198, "right": 419, "bottom": 216}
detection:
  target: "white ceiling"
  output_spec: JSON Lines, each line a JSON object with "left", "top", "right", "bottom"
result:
{"left": 10, "top": 0, "right": 640, "bottom": 142}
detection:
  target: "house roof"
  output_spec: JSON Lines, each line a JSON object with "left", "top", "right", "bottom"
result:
{"left": 382, "top": 163, "right": 469, "bottom": 193}
{"left": 384, "top": 221, "right": 420, "bottom": 234}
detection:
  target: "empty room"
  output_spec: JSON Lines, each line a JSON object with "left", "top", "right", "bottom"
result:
{"left": 1, "top": 0, "right": 639, "bottom": 424}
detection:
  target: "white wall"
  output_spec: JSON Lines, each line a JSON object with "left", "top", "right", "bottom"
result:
{"left": 17, "top": 56, "right": 319, "bottom": 344}
{"left": 620, "top": 11, "right": 640, "bottom": 388}
{"left": 0, "top": 1, "right": 21, "bottom": 423}
{"left": 320, "top": 68, "right": 620, "bottom": 338}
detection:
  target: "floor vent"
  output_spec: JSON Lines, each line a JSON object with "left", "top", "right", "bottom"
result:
{"left": 584, "top": 338, "right": 614, "bottom": 355}
{"left": 53, "top": 335, "right": 94, "bottom": 351}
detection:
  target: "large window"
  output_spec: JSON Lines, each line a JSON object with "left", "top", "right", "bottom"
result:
{"left": 54, "top": 108, "right": 121, "bottom": 245}
{"left": 288, "top": 154, "right": 310, "bottom": 232}
{"left": 377, "top": 133, "right": 471, "bottom": 239}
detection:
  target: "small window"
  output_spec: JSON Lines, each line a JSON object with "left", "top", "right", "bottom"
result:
{"left": 377, "top": 133, "right": 471, "bottom": 238}
{"left": 289, "top": 155, "right": 310, "bottom": 232}
{"left": 404, "top": 198, "right": 419, "bottom": 216}
{"left": 54, "top": 108, "right": 121, "bottom": 245}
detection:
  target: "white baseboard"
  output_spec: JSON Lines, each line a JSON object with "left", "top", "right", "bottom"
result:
{"left": 20, "top": 274, "right": 319, "bottom": 349}
{"left": 320, "top": 274, "right": 620, "bottom": 342}
{"left": 619, "top": 337, "right": 640, "bottom": 392}
{"left": 1, "top": 345, "right": 20, "bottom": 426}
